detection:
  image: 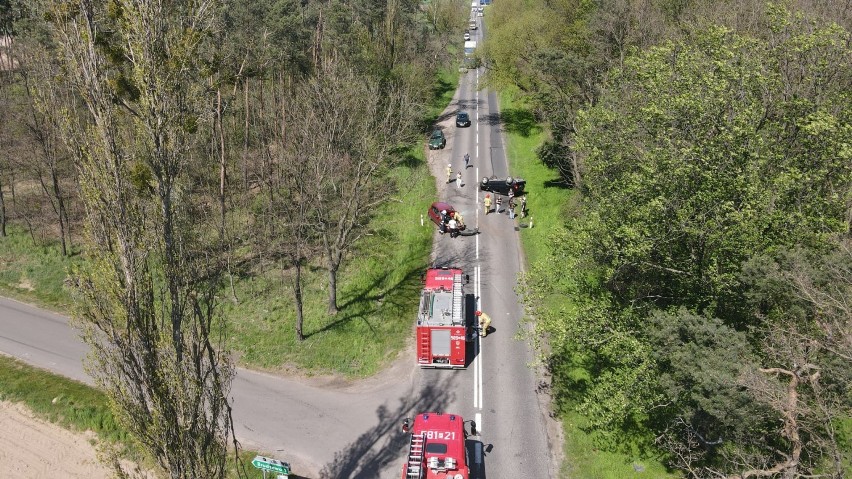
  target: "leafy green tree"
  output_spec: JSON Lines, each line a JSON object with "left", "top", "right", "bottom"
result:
{"left": 527, "top": 10, "right": 851, "bottom": 477}
{"left": 575, "top": 21, "right": 851, "bottom": 323}
{"left": 39, "top": 0, "right": 238, "bottom": 477}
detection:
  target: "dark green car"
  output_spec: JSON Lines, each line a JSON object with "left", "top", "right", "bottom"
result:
{"left": 428, "top": 129, "right": 446, "bottom": 150}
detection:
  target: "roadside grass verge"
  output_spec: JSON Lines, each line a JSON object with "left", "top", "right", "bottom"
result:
{"left": 0, "top": 226, "right": 81, "bottom": 311}
{"left": 0, "top": 354, "right": 272, "bottom": 478}
{"left": 428, "top": 68, "right": 461, "bottom": 121}
{"left": 498, "top": 87, "right": 678, "bottom": 478}
{"left": 0, "top": 354, "right": 126, "bottom": 443}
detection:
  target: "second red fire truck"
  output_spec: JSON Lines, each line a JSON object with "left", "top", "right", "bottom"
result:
{"left": 400, "top": 412, "right": 477, "bottom": 479}
{"left": 416, "top": 268, "right": 472, "bottom": 368}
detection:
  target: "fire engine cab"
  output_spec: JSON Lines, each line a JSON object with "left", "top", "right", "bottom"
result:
{"left": 401, "top": 412, "right": 475, "bottom": 479}
{"left": 417, "top": 268, "right": 471, "bottom": 368}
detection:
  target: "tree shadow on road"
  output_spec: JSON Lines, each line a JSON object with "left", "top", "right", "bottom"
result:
{"left": 319, "top": 375, "right": 458, "bottom": 478}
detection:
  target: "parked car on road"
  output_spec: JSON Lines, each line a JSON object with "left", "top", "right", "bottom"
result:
{"left": 480, "top": 176, "right": 526, "bottom": 196}
{"left": 428, "top": 129, "right": 446, "bottom": 150}
{"left": 463, "top": 32, "right": 471, "bottom": 41}
{"left": 456, "top": 111, "right": 471, "bottom": 127}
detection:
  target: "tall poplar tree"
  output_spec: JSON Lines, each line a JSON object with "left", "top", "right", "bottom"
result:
{"left": 40, "top": 1, "right": 238, "bottom": 477}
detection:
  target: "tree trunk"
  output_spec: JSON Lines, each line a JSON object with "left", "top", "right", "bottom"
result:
{"left": 242, "top": 80, "right": 249, "bottom": 192}
{"left": 217, "top": 89, "right": 226, "bottom": 241}
{"left": 292, "top": 259, "right": 305, "bottom": 341}
{"left": 327, "top": 266, "right": 338, "bottom": 314}
{"left": 50, "top": 168, "right": 68, "bottom": 256}
{"left": 0, "top": 175, "right": 6, "bottom": 237}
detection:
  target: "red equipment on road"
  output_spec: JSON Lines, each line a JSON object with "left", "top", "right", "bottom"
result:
{"left": 416, "top": 268, "right": 471, "bottom": 368}
{"left": 401, "top": 412, "right": 474, "bottom": 479}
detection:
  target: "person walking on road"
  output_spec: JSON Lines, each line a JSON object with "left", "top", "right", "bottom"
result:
{"left": 464, "top": 153, "right": 470, "bottom": 169}
{"left": 457, "top": 171, "right": 463, "bottom": 187}
{"left": 446, "top": 164, "right": 453, "bottom": 183}
{"left": 475, "top": 310, "right": 491, "bottom": 337}
{"left": 483, "top": 194, "right": 492, "bottom": 215}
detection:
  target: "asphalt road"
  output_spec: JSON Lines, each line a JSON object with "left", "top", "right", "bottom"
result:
{"left": 0, "top": 21, "right": 558, "bottom": 479}
{"left": 425, "top": 42, "right": 557, "bottom": 478}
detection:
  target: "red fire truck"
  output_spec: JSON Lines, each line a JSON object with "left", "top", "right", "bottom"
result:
{"left": 416, "top": 268, "right": 471, "bottom": 368}
{"left": 401, "top": 412, "right": 476, "bottom": 479}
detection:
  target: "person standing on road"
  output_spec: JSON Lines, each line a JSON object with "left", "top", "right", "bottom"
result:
{"left": 483, "top": 194, "right": 492, "bottom": 215}
{"left": 520, "top": 195, "right": 527, "bottom": 218}
{"left": 448, "top": 217, "right": 459, "bottom": 237}
{"left": 508, "top": 199, "right": 516, "bottom": 219}
{"left": 475, "top": 310, "right": 491, "bottom": 337}
{"left": 457, "top": 171, "right": 463, "bottom": 187}
{"left": 446, "top": 164, "right": 453, "bottom": 183}
{"left": 464, "top": 153, "right": 470, "bottom": 169}
{"left": 495, "top": 195, "right": 503, "bottom": 213}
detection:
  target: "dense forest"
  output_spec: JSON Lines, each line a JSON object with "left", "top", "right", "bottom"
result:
{"left": 0, "top": 0, "right": 463, "bottom": 477}
{"left": 484, "top": 0, "right": 852, "bottom": 477}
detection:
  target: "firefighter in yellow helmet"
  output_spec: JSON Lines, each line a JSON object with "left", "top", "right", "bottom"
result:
{"left": 475, "top": 310, "right": 491, "bottom": 337}
{"left": 483, "top": 194, "right": 492, "bottom": 215}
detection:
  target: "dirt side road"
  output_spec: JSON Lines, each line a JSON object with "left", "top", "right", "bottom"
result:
{"left": 0, "top": 401, "right": 112, "bottom": 479}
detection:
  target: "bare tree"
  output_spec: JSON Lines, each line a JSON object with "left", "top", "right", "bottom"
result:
{"left": 250, "top": 73, "right": 321, "bottom": 340}
{"left": 19, "top": 43, "right": 75, "bottom": 255}
{"left": 291, "top": 61, "right": 417, "bottom": 314}
{"left": 40, "top": 1, "right": 239, "bottom": 478}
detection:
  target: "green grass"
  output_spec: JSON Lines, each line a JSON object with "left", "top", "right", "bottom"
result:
{"left": 223, "top": 157, "right": 435, "bottom": 376}
{"left": 0, "top": 354, "right": 126, "bottom": 442}
{"left": 429, "top": 68, "right": 461, "bottom": 121}
{"left": 0, "top": 226, "right": 82, "bottom": 310}
{"left": 497, "top": 90, "right": 570, "bottom": 267}
{"left": 0, "top": 354, "right": 275, "bottom": 478}
{"left": 498, "top": 87, "right": 678, "bottom": 478}
{"left": 561, "top": 411, "right": 677, "bottom": 478}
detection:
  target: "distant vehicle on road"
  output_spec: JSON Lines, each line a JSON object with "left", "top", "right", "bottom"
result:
{"left": 428, "top": 129, "right": 446, "bottom": 150}
{"left": 464, "top": 40, "right": 477, "bottom": 56}
{"left": 456, "top": 111, "right": 471, "bottom": 127}
{"left": 469, "top": 20, "right": 477, "bottom": 30}
{"left": 480, "top": 176, "right": 526, "bottom": 196}
{"left": 463, "top": 32, "right": 471, "bottom": 41}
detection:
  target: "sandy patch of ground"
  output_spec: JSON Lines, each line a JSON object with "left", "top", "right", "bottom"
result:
{"left": 0, "top": 401, "right": 113, "bottom": 479}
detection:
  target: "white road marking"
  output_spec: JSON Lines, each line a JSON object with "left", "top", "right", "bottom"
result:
{"left": 472, "top": 265, "right": 480, "bottom": 408}
{"left": 472, "top": 63, "right": 485, "bottom": 414}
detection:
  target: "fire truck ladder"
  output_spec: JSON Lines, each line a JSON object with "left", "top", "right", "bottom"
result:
{"left": 406, "top": 433, "right": 425, "bottom": 477}
{"left": 419, "top": 330, "right": 431, "bottom": 359}
{"left": 451, "top": 273, "right": 463, "bottom": 324}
